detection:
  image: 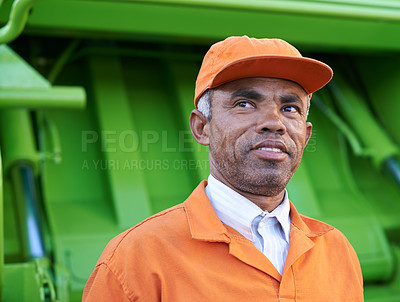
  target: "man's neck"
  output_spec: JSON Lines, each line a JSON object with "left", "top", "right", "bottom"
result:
{"left": 210, "top": 173, "right": 286, "bottom": 212}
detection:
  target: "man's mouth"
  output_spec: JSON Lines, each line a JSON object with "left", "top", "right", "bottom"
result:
{"left": 253, "top": 140, "right": 288, "bottom": 153}
{"left": 251, "top": 140, "right": 289, "bottom": 161}
{"left": 257, "top": 147, "right": 283, "bottom": 153}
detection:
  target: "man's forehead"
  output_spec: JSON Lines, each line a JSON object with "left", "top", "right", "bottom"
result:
{"left": 214, "top": 77, "right": 308, "bottom": 98}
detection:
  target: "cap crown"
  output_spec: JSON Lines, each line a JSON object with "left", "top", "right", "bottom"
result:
{"left": 194, "top": 36, "right": 333, "bottom": 107}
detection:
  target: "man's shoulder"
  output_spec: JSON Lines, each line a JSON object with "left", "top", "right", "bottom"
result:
{"left": 97, "top": 203, "right": 189, "bottom": 264}
{"left": 298, "top": 213, "right": 363, "bottom": 285}
{"left": 298, "top": 213, "right": 355, "bottom": 250}
{"left": 297, "top": 213, "right": 335, "bottom": 234}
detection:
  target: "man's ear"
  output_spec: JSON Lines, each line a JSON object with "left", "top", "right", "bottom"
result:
{"left": 190, "top": 109, "right": 210, "bottom": 146}
{"left": 304, "top": 122, "right": 312, "bottom": 146}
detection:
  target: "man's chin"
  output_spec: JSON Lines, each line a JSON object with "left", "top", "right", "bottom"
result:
{"left": 245, "top": 184, "right": 287, "bottom": 197}
{"left": 233, "top": 174, "right": 290, "bottom": 197}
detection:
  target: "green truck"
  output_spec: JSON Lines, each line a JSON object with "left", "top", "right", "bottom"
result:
{"left": 0, "top": 0, "right": 400, "bottom": 301}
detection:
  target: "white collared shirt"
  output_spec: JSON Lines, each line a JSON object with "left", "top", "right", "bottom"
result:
{"left": 205, "top": 174, "right": 291, "bottom": 275}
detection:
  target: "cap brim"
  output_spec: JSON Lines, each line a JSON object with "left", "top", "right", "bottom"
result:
{"left": 210, "top": 55, "right": 333, "bottom": 95}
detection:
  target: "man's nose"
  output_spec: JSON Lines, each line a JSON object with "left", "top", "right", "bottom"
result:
{"left": 255, "top": 107, "right": 286, "bottom": 134}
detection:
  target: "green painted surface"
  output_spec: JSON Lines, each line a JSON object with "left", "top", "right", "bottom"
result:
{"left": 9, "top": 0, "right": 400, "bottom": 51}
{"left": 2, "top": 262, "right": 43, "bottom": 302}
{"left": 0, "top": 44, "right": 50, "bottom": 88}
{"left": 0, "top": 0, "right": 400, "bottom": 301}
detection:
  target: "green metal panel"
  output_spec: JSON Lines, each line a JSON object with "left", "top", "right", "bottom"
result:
{"left": 167, "top": 60, "right": 210, "bottom": 181}
{"left": 2, "top": 258, "right": 56, "bottom": 301}
{"left": 354, "top": 55, "right": 400, "bottom": 147}
{"left": 87, "top": 54, "right": 152, "bottom": 229}
{"left": 0, "top": 44, "right": 50, "bottom": 88}
{"left": 2, "top": 262, "right": 42, "bottom": 302}
{"left": 329, "top": 73, "right": 398, "bottom": 168}
{"left": 4, "top": 0, "right": 400, "bottom": 51}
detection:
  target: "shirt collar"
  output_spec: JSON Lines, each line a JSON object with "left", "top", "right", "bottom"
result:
{"left": 205, "top": 174, "right": 291, "bottom": 243}
{"left": 184, "top": 181, "right": 333, "bottom": 243}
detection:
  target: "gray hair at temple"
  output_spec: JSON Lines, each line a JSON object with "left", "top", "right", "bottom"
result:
{"left": 197, "top": 89, "right": 213, "bottom": 121}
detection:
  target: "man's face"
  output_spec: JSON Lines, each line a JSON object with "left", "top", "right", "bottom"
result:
{"left": 207, "top": 77, "right": 312, "bottom": 197}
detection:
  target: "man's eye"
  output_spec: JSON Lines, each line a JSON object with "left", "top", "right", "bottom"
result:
{"left": 236, "top": 101, "right": 253, "bottom": 108}
{"left": 282, "top": 105, "right": 299, "bottom": 113}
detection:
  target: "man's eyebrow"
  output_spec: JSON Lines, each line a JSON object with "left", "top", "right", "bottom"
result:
{"left": 231, "top": 89, "right": 263, "bottom": 101}
{"left": 280, "top": 94, "right": 303, "bottom": 104}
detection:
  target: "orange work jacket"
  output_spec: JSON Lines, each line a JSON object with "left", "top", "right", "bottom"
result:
{"left": 83, "top": 181, "right": 364, "bottom": 301}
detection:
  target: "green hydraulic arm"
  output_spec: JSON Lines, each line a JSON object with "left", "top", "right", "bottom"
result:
{"left": 0, "top": 1, "right": 85, "bottom": 299}
{"left": 0, "top": 0, "right": 39, "bottom": 298}
{"left": 0, "top": 52, "right": 85, "bottom": 301}
{"left": 0, "top": 0, "right": 38, "bottom": 44}
{"left": 0, "top": 67, "right": 85, "bottom": 302}
{"left": 329, "top": 74, "right": 400, "bottom": 185}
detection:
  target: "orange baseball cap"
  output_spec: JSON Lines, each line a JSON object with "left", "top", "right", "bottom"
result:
{"left": 194, "top": 36, "right": 333, "bottom": 107}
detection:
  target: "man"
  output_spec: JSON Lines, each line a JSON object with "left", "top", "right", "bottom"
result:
{"left": 83, "top": 36, "right": 364, "bottom": 301}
